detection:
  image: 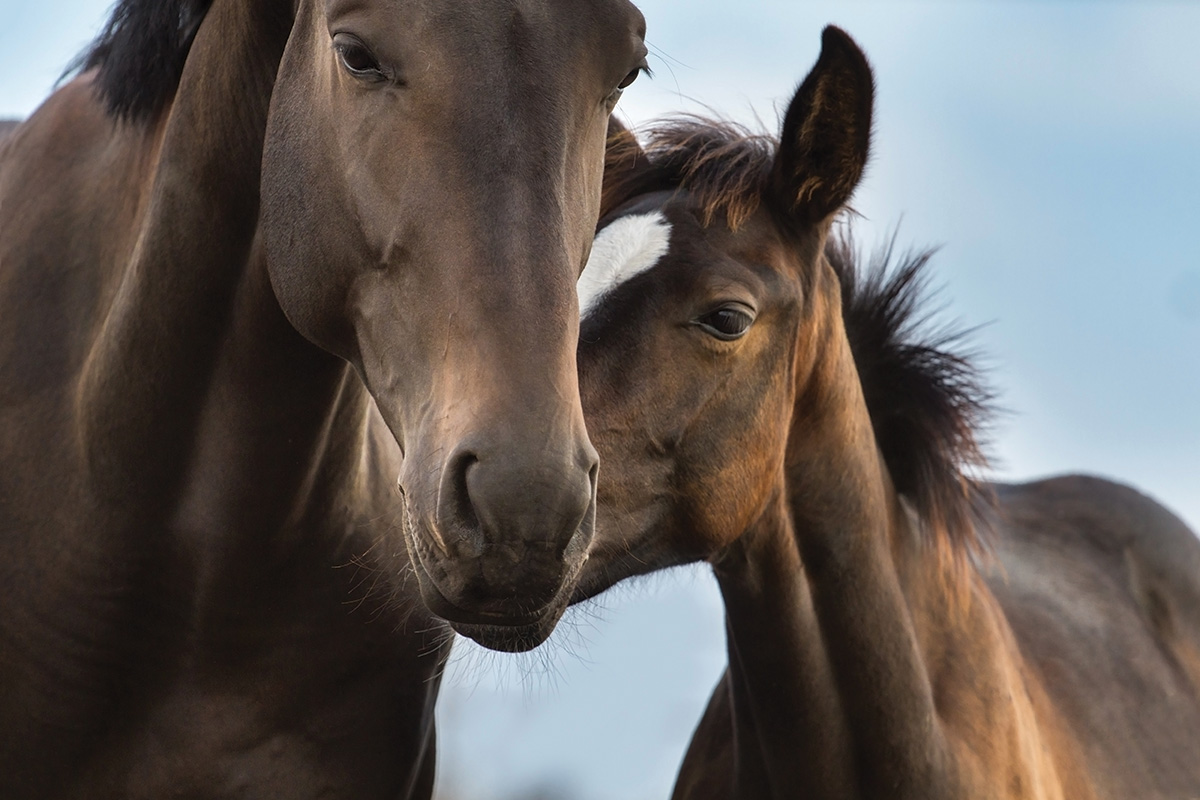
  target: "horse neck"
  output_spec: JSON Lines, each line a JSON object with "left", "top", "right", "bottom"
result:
{"left": 143, "top": 240, "right": 426, "bottom": 637}
{"left": 171, "top": 247, "right": 380, "bottom": 542}
{"left": 709, "top": 305, "right": 978, "bottom": 798}
{"left": 78, "top": 0, "right": 293, "bottom": 508}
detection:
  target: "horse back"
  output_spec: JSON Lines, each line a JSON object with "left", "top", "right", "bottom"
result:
{"left": 987, "top": 475, "right": 1200, "bottom": 797}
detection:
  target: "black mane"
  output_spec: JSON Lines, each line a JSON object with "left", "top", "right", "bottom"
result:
{"left": 827, "top": 232, "right": 995, "bottom": 555}
{"left": 72, "top": 0, "right": 214, "bottom": 121}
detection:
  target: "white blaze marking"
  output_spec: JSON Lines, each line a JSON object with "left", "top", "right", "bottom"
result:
{"left": 577, "top": 211, "right": 671, "bottom": 320}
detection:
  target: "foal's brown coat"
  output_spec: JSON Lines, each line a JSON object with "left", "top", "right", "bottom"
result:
{"left": 576, "top": 27, "right": 1200, "bottom": 799}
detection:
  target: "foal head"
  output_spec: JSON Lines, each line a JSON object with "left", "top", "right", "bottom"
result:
{"left": 575, "top": 27, "right": 989, "bottom": 600}
{"left": 574, "top": 26, "right": 872, "bottom": 596}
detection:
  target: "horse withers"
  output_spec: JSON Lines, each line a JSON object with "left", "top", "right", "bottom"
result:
{"left": 573, "top": 26, "right": 1200, "bottom": 799}
{"left": 0, "top": 0, "right": 645, "bottom": 796}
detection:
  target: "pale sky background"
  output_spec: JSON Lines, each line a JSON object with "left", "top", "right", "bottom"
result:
{"left": 1, "top": 2, "right": 1197, "bottom": 799}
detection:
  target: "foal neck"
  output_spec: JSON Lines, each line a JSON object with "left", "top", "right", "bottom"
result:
{"left": 707, "top": 296, "right": 972, "bottom": 798}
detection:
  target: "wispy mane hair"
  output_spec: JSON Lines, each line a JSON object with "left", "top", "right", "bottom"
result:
{"left": 71, "top": 0, "right": 214, "bottom": 121}
{"left": 827, "top": 230, "right": 995, "bottom": 558}
{"left": 603, "top": 116, "right": 776, "bottom": 230}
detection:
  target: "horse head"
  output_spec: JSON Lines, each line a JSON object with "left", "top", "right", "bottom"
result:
{"left": 256, "top": 0, "right": 648, "bottom": 651}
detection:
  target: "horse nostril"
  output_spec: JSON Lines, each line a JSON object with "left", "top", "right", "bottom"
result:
{"left": 421, "top": 437, "right": 598, "bottom": 615}
{"left": 437, "top": 448, "right": 483, "bottom": 557}
{"left": 560, "top": 454, "right": 600, "bottom": 563}
{"left": 455, "top": 446, "right": 592, "bottom": 537}
{"left": 585, "top": 447, "right": 600, "bottom": 495}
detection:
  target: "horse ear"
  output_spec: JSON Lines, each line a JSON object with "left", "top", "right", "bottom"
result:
{"left": 601, "top": 115, "right": 653, "bottom": 219}
{"left": 771, "top": 26, "right": 873, "bottom": 225}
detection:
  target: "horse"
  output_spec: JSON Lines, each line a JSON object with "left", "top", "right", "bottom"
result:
{"left": 0, "top": 0, "right": 647, "bottom": 795}
{"left": 572, "top": 26, "right": 1200, "bottom": 799}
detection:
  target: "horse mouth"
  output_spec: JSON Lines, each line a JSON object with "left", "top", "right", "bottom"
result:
{"left": 398, "top": 494, "right": 581, "bottom": 652}
{"left": 445, "top": 612, "right": 568, "bottom": 653}
{"left": 412, "top": 555, "right": 573, "bottom": 652}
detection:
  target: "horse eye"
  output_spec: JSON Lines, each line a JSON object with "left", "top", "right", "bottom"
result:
{"left": 334, "top": 35, "right": 385, "bottom": 81}
{"left": 608, "top": 63, "right": 648, "bottom": 104}
{"left": 618, "top": 66, "right": 644, "bottom": 90}
{"left": 695, "top": 306, "right": 755, "bottom": 341}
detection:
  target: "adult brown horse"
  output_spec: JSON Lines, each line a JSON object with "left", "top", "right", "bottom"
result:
{"left": 573, "top": 27, "right": 1200, "bottom": 799}
{"left": 0, "top": 0, "right": 646, "bottom": 796}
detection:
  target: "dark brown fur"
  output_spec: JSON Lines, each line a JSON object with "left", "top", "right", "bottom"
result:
{"left": 0, "top": 0, "right": 648, "bottom": 796}
{"left": 604, "top": 117, "right": 776, "bottom": 229}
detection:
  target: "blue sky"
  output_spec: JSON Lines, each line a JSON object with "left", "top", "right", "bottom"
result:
{"left": 2, "top": 2, "right": 1197, "bottom": 799}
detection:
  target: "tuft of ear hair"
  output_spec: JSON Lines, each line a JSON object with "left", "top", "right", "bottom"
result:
{"left": 771, "top": 26, "right": 874, "bottom": 226}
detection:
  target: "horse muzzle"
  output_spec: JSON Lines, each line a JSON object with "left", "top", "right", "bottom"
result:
{"left": 397, "top": 447, "right": 596, "bottom": 651}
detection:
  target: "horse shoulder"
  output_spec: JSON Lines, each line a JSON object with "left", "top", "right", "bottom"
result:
{"left": 898, "top": 553, "right": 1090, "bottom": 799}
{"left": 983, "top": 475, "right": 1200, "bottom": 796}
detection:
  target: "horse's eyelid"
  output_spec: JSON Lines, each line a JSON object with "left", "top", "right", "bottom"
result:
{"left": 335, "top": 44, "right": 394, "bottom": 83}
{"left": 714, "top": 301, "right": 756, "bottom": 317}
{"left": 332, "top": 35, "right": 383, "bottom": 68}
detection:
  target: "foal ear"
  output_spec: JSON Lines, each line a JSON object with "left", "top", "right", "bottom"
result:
{"left": 601, "top": 115, "right": 653, "bottom": 219}
{"left": 771, "top": 26, "right": 874, "bottom": 226}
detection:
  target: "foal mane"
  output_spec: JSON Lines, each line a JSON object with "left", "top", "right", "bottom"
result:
{"left": 605, "top": 117, "right": 994, "bottom": 557}
{"left": 71, "top": 0, "right": 214, "bottom": 121}
{"left": 604, "top": 116, "right": 775, "bottom": 230}
{"left": 826, "top": 233, "right": 994, "bottom": 557}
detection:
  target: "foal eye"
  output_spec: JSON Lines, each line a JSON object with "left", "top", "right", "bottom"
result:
{"left": 334, "top": 34, "right": 385, "bottom": 81}
{"left": 694, "top": 305, "right": 755, "bottom": 341}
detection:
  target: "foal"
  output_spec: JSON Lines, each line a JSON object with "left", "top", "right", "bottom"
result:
{"left": 575, "top": 27, "right": 1200, "bottom": 800}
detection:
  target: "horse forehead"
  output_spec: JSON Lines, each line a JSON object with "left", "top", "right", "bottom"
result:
{"left": 410, "top": 0, "right": 642, "bottom": 59}
{"left": 578, "top": 211, "right": 672, "bottom": 320}
{"left": 321, "top": 0, "right": 641, "bottom": 60}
